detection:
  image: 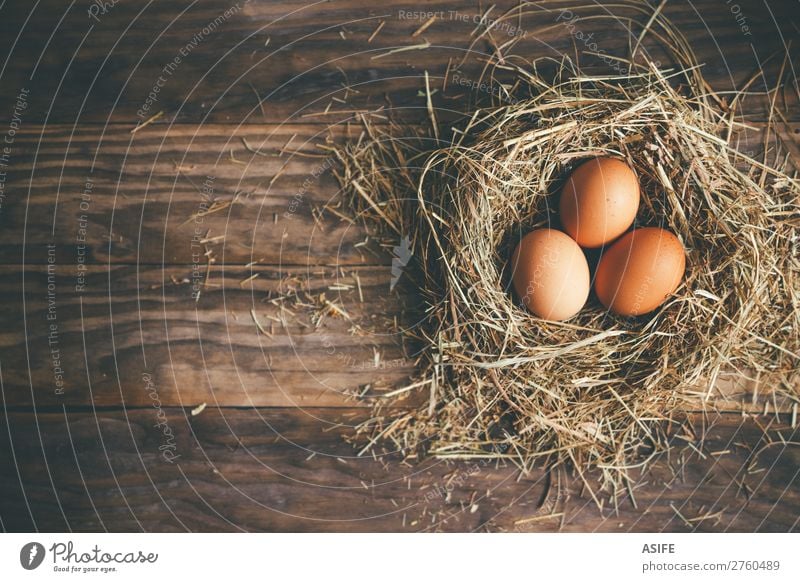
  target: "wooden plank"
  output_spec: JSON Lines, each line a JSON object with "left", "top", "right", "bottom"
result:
{"left": 0, "top": 262, "right": 793, "bottom": 413}
{"left": 1, "top": 121, "right": 795, "bottom": 266}
{"left": 0, "top": 123, "right": 372, "bottom": 266}
{"left": 0, "top": 0, "right": 795, "bottom": 125}
{"left": 0, "top": 263, "right": 417, "bottom": 408}
{"left": 0, "top": 408, "right": 797, "bottom": 532}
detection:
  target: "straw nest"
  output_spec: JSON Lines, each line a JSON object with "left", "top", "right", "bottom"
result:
{"left": 329, "top": 58, "right": 799, "bottom": 497}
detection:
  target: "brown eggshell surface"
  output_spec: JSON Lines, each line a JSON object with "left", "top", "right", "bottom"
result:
{"left": 560, "top": 157, "right": 640, "bottom": 248}
{"left": 510, "top": 229, "right": 590, "bottom": 321}
{"left": 594, "top": 227, "right": 685, "bottom": 316}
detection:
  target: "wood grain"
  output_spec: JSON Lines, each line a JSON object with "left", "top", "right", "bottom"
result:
{"left": 1, "top": 408, "right": 797, "bottom": 532}
{"left": 0, "top": 262, "right": 792, "bottom": 414}
{"left": 0, "top": 123, "right": 366, "bottom": 266}
{"left": 0, "top": 121, "right": 795, "bottom": 266}
{"left": 0, "top": 0, "right": 796, "bottom": 125}
{"left": 0, "top": 263, "right": 417, "bottom": 408}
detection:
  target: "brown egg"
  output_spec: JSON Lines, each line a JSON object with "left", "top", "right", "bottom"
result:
{"left": 594, "top": 227, "right": 685, "bottom": 316}
{"left": 560, "top": 157, "right": 640, "bottom": 248}
{"left": 510, "top": 229, "right": 590, "bottom": 321}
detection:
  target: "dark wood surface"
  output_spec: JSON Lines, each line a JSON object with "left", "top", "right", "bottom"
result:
{"left": 2, "top": 409, "right": 799, "bottom": 532}
{"left": 0, "top": 0, "right": 796, "bottom": 124}
{"left": 0, "top": 0, "right": 798, "bottom": 532}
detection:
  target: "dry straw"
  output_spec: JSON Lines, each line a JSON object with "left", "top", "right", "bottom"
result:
{"left": 328, "top": 5, "right": 799, "bottom": 501}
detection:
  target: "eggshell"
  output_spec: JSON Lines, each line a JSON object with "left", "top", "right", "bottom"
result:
{"left": 560, "top": 157, "right": 640, "bottom": 248}
{"left": 510, "top": 229, "right": 590, "bottom": 321}
{"left": 594, "top": 227, "right": 685, "bottom": 316}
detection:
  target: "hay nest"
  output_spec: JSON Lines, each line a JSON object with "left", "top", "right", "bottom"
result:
{"left": 329, "top": 58, "right": 799, "bottom": 498}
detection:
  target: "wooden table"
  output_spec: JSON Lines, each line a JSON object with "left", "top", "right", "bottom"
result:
{"left": 0, "top": 0, "right": 798, "bottom": 532}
